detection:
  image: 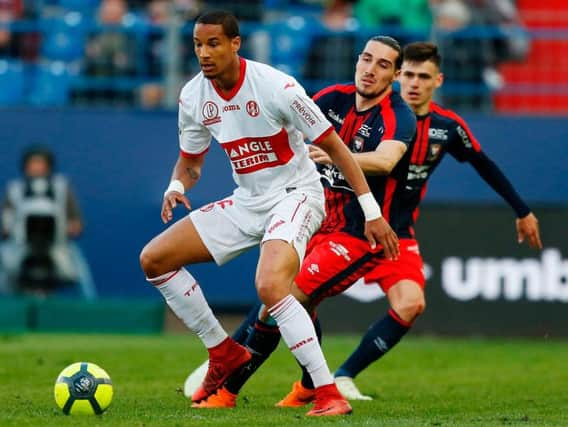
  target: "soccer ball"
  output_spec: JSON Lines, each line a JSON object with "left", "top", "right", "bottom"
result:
{"left": 54, "top": 362, "right": 113, "bottom": 415}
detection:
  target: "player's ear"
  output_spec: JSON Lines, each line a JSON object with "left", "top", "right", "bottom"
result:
{"left": 231, "top": 36, "right": 241, "bottom": 54}
{"left": 393, "top": 69, "right": 401, "bottom": 82}
{"left": 435, "top": 72, "right": 444, "bottom": 89}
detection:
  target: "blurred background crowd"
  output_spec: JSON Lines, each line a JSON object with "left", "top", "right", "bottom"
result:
{"left": 0, "top": 0, "right": 565, "bottom": 113}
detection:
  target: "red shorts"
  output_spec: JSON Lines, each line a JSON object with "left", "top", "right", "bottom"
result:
{"left": 295, "top": 231, "right": 382, "bottom": 305}
{"left": 363, "top": 238, "right": 425, "bottom": 293}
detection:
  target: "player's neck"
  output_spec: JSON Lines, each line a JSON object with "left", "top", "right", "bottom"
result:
{"left": 414, "top": 100, "right": 432, "bottom": 116}
{"left": 356, "top": 86, "right": 392, "bottom": 111}
{"left": 213, "top": 56, "right": 242, "bottom": 93}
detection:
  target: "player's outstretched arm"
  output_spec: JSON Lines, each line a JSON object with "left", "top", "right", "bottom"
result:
{"left": 309, "top": 139, "right": 407, "bottom": 176}
{"left": 466, "top": 151, "right": 543, "bottom": 250}
{"left": 516, "top": 212, "right": 543, "bottom": 249}
{"left": 161, "top": 154, "right": 204, "bottom": 224}
{"left": 317, "top": 131, "right": 400, "bottom": 259}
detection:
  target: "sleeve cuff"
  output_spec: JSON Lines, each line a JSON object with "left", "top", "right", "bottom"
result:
{"left": 312, "top": 126, "right": 334, "bottom": 145}
{"left": 180, "top": 147, "right": 209, "bottom": 158}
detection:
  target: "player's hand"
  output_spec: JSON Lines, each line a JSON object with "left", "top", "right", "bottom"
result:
{"left": 516, "top": 212, "right": 542, "bottom": 249}
{"left": 161, "top": 191, "right": 191, "bottom": 224}
{"left": 364, "top": 217, "right": 399, "bottom": 260}
{"left": 308, "top": 145, "right": 333, "bottom": 164}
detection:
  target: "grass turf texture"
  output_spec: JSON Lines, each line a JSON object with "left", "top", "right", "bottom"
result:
{"left": 1, "top": 333, "right": 567, "bottom": 426}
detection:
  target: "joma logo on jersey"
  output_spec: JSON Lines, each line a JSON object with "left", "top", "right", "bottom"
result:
{"left": 223, "top": 104, "right": 240, "bottom": 112}
{"left": 429, "top": 128, "right": 448, "bottom": 140}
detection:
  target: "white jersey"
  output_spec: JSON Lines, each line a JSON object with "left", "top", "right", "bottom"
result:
{"left": 178, "top": 58, "right": 333, "bottom": 209}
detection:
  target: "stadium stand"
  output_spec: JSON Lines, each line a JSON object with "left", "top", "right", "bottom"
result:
{"left": 494, "top": 0, "right": 568, "bottom": 113}
{"left": 0, "top": 0, "right": 566, "bottom": 113}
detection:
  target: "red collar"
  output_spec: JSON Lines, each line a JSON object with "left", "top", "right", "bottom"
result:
{"left": 211, "top": 57, "right": 247, "bottom": 101}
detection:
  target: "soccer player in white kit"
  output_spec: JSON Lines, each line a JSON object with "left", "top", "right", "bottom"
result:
{"left": 139, "top": 10, "right": 399, "bottom": 416}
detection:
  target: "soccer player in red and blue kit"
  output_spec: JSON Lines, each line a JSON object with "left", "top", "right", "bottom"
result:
{"left": 331, "top": 41, "right": 542, "bottom": 400}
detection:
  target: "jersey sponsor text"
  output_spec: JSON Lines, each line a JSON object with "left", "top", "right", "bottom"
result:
{"left": 221, "top": 128, "right": 294, "bottom": 174}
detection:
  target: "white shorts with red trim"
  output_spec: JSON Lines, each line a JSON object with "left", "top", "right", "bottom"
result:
{"left": 189, "top": 188, "right": 325, "bottom": 266}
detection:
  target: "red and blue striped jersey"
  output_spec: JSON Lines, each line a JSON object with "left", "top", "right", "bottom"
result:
{"left": 397, "top": 102, "right": 482, "bottom": 237}
{"left": 313, "top": 84, "right": 416, "bottom": 239}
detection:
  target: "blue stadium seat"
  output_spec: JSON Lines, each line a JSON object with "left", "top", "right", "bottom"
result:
{"left": 0, "top": 60, "right": 25, "bottom": 105}
{"left": 41, "top": 12, "right": 89, "bottom": 62}
{"left": 269, "top": 16, "right": 318, "bottom": 77}
{"left": 28, "top": 62, "right": 73, "bottom": 106}
{"left": 58, "top": 0, "right": 99, "bottom": 12}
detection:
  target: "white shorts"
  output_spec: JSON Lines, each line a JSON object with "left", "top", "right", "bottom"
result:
{"left": 190, "top": 189, "right": 325, "bottom": 266}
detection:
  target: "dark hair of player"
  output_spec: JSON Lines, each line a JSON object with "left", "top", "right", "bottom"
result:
{"left": 196, "top": 10, "right": 240, "bottom": 39}
{"left": 403, "top": 41, "right": 442, "bottom": 68}
{"left": 369, "top": 36, "right": 403, "bottom": 70}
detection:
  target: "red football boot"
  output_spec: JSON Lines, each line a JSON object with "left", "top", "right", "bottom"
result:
{"left": 192, "top": 387, "right": 237, "bottom": 408}
{"left": 276, "top": 381, "right": 316, "bottom": 407}
{"left": 191, "top": 338, "right": 252, "bottom": 403}
{"left": 306, "top": 383, "right": 352, "bottom": 416}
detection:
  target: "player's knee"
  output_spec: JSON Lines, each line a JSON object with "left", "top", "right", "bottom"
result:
{"left": 139, "top": 244, "right": 163, "bottom": 278}
{"left": 392, "top": 294, "right": 426, "bottom": 320}
{"left": 256, "top": 274, "right": 288, "bottom": 307}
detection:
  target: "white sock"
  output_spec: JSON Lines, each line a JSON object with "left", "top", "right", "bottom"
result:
{"left": 148, "top": 268, "right": 228, "bottom": 348}
{"left": 268, "top": 295, "right": 333, "bottom": 388}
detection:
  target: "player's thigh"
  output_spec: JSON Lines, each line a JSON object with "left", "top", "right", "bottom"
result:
{"left": 141, "top": 216, "right": 213, "bottom": 273}
{"left": 387, "top": 279, "right": 425, "bottom": 305}
{"left": 191, "top": 199, "right": 261, "bottom": 265}
{"left": 295, "top": 232, "right": 380, "bottom": 307}
{"left": 365, "top": 238, "right": 426, "bottom": 294}
{"left": 262, "top": 190, "right": 325, "bottom": 266}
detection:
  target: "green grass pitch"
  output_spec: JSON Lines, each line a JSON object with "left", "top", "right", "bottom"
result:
{"left": 1, "top": 333, "right": 567, "bottom": 426}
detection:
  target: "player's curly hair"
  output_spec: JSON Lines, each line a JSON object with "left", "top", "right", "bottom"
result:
{"left": 403, "top": 42, "right": 442, "bottom": 68}
{"left": 196, "top": 10, "right": 240, "bottom": 39}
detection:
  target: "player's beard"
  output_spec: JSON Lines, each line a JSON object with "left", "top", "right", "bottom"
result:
{"left": 356, "top": 84, "right": 390, "bottom": 100}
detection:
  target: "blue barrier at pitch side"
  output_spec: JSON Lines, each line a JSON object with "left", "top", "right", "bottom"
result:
{"left": 0, "top": 109, "right": 565, "bottom": 302}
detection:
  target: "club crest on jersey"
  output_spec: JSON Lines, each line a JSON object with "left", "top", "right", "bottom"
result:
{"left": 353, "top": 136, "right": 365, "bottom": 152}
{"left": 246, "top": 100, "right": 260, "bottom": 117}
{"left": 202, "top": 101, "right": 221, "bottom": 125}
{"left": 427, "top": 143, "right": 442, "bottom": 161}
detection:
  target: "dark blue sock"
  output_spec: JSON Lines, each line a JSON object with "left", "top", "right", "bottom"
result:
{"left": 300, "top": 314, "right": 322, "bottom": 389}
{"left": 225, "top": 320, "right": 281, "bottom": 394}
{"left": 335, "top": 310, "right": 410, "bottom": 379}
{"left": 231, "top": 302, "right": 263, "bottom": 344}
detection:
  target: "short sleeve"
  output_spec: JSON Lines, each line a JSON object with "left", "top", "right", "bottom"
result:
{"left": 178, "top": 99, "right": 212, "bottom": 157}
{"left": 273, "top": 79, "right": 333, "bottom": 144}
{"left": 382, "top": 102, "right": 416, "bottom": 147}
